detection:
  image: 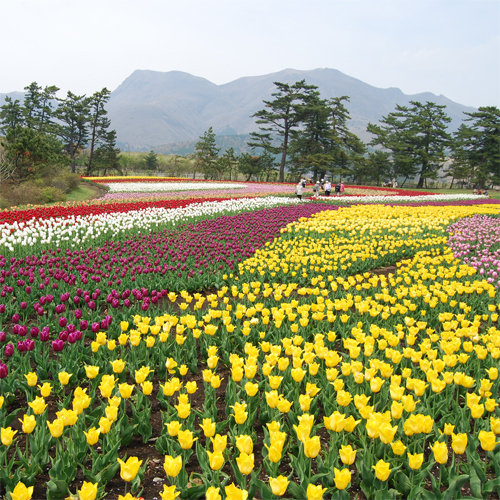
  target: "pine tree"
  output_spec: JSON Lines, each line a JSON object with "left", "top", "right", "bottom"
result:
{"left": 249, "top": 80, "right": 319, "bottom": 182}
{"left": 55, "top": 92, "right": 90, "bottom": 173}
{"left": 368, "top": 101, "right": 451, "bottom": 188}
{"left": 194, "top": 127, "right": 220, "bottom": 179}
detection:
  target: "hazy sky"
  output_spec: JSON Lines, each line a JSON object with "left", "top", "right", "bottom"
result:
{"left": 2, "top": 0, "right": 499, "bottom": 108}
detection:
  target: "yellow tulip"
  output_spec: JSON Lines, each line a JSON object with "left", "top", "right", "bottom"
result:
{"left": 165, "top": 420, "right": 181, "bottom": 437}
{"left": 24, "top": 372, "right": 38, "bottom": 387}
{"left": 77, "top": 481, "right": 98, "bottom": 500}
{"left": 225, "top": 483, "right": 249, "bottom": 500}
{"left": 245, "top": 382, "right": 258, "bottom": 397}
{"left": 19, "top": 414, "right": 36, "bottom": 434}
{"left": 28, "top": 396, "right": 47, "bottom": 415}
{"left": 430, "top": 441, "right": 448, "bottom": 464}
{"left": 141, "top": 381, "right": 153, "bottom": 395}
{"left": 451, "top": 433, "right": 468, "bottom": 454}
{"left": 199, "top": 418, "right": 216, "bottom": 438}
{"left": 236, "top": 435, "right": 253, "bottom": 455}
{"left": 9, "top": 482, "right": 34, "bottom": 500}
{"left": 210, "top": 434, "right": 228, "bottom": 452}
{"left": 110, "top": 359, "right": 126, "bottom": 374}
{"left": 478, "top": 431, "right": 499, "bottom": 451}
{"left": 306, "top": 483, "right": 327, "bottom": 500}
{"left": 185, "top": 381, "right": 197, "bottom": 394}
{"left": 117, "top": 456, "right": 142, "bottom": 482}
{"left": 85, "top": 365, "right": 99, "bottom": 379}
{"left": 58, "top": 371, "right": 72, "bottom": 386}
{"left": 408, "top": 453, "right": 424, "bottom": 470}
{"left": 236, "top": 452, "right": 254, "bottom": 475}
{"left": 339, "top": 444, "right": 356, "bottom": 465}
{"left": 334, "top": 467, "right": 351, "bottom": 490}
{"left": 207, "top": 450, "right": 225, "bottom": 470}
{"left": 372, "top": 459, "right": 391, "bottom": 481}
{"left": 163, "top": 455, "right": 182, "bottom": 477}
{"left": 118, "top": 383, "right": 134, "bottom": 399}
{"left": 159, "top": 484, "right": 181, "bottom": 500}
{"left": 269, "top": 475, "right": 289, "bottom": 496}
{"left": 206, "top": 487, "right": 222, "bottom": 500}
{"left": 84, "top": 427, "right": 101, "bottom": 446}
{"left": 303, "top": 436, "right": 321, "bottom": 458}
{"left": 265, "top": 442, "right": 283, "bottom": 463}
{"left": 99, "top": 417, "right": 112, "bottom": 434}
{"left": 177, "top": 429, "right": 197, "bottom": 449}
{"left": 1, "top": 426, "right": 18, "bottom": 446}
{"left": 47, "top": 419, "right": 65, "bottom": 438}
{"left": 391, "top": 440, "right": 407, "bottom": 456}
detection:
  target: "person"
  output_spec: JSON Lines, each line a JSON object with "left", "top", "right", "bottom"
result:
{"left": 313, "top": 181, "right": 320, "bottom": 198}
{"left": 473, "top": 188, "right": 478, "bottom": 195}
{"left": 484, "top": 189, "right": 489, "bottom": 196}
{"left": 340, "top": 181, "right": 345, "bottom": 196}
{"left": 296, "top": 182, "right": 303, "bottom": 200}
{"left": 301, "top": 178, "right": 307, "bottom": 188}
{"left": 478, "top": 189, "right": 482, "bottom": 195}
{"left": 324, "top": 180, "right": 332, "bottom": 196}
{"left": 335, "top": 183, "right": 341, "bottom": 196}
{"left": 393, "top": 180, "right": 398, "bottom": 188}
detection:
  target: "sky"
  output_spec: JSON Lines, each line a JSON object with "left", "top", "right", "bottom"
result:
{"left": 1, "top": 0, "right": 499, "bottom": 108}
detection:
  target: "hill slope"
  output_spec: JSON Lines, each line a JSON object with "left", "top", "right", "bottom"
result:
{"left": 107, "top": 68, "right": 477, "bottom": 151}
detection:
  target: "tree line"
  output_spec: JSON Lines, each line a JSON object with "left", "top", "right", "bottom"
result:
{"left": 1, "top": 80, "right": 498, "bottom": 188}
{"left": 196, "top": 80, "right": 498, "bottom": 188}
{"left": 0, "top": 83, "right": 120, "bottom": 182}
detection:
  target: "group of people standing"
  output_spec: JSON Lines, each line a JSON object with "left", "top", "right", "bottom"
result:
{"left": 296, "top": 179, "right": 344, "bottom": 200}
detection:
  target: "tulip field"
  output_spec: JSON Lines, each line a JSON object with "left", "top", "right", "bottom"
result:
{"left": 1, "top": 178, "right": 500, "bottom": 500}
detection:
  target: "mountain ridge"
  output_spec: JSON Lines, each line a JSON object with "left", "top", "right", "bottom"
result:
{"left": 1, "top": 68, "right": 477, "bottom": 152}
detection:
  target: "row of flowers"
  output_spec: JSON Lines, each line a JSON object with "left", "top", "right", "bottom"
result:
{"left": 1, "top": 200, "right": 499, "bottom": 499}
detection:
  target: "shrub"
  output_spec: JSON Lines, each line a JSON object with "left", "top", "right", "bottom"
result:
{"left": 0, "top": 182, "right": 46, "bottom": 208}
{"left": 41, "top": 186, "right": 66, "bottom": 203}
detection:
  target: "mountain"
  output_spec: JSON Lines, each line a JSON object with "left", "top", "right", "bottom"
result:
{"left": 107, "top": 68, "right": 477, "bottom": 151}
{"left": 1, "top": 69, "right": 477, "bottom": 152}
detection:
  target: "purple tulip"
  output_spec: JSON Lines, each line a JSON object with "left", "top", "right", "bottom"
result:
{"left": 88, "top": 300, "right": 96, "bottom": 310}
{"left": 80, "top": 320, "right": 88, "bottom": 330}
{"left": 73, "top": 296, "right": 80, "bottom": 305}
{"left": 40, "top": 328, "right": 50, "bottom": 342}
{"left": 25, "top": 286, "right": 31, "bottom": 294}
{"left": 30, "top": 327, "right": 39, "bottom": 338}
{"left": 91, "top": 322, "right": 100, "bottom": 333}
{"left": 68, "top": 332, "right": 78, "bottom": 344}
{"left": 4, "top": 343, "right": 14, "bottom": 357}
{"left": 0, "top": 362, "right": 8, "bottom": 378}
{"left": 12, "top": 313, "right": 20, "bottom": 324}
{"left": 25, "top": 339, "right": 35, "bottom": 351}
{"left": 0, "top": 331, "right": 5, "bottom": 342}
{"left": 75, "top": 330, "right": 82, "bottom": 340}
{"left": 0, "top": 304, "right": 5, "bottom": 314}
{"left": 59, "top": 331, "right": 68, "bottom": 341}
{"left": 55, "top": 304, "right": 65, "bottom": 314}
{"left": 67, "top": 323, "right": 75, "bottom": 333}
{"left": 18, "top": 325, "right": 27, "bottom": 337}
{"left": 74, "top": 309, "right": 82, "bottom": 320}
{"left": 17, "top": 340, "right": 27, "bottom": 352}
{"left": 59, "top": 317, "right": 67, "bottom": 328}
{"left": 52, "top": 339, "right": 65, "bottom": 352}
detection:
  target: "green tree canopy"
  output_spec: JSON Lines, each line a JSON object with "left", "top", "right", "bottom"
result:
{"left": 367, "top": 101, "right": 452, "bottom": 188}
{"left": 249, "top": 80, "right": 319, "bottom": 182}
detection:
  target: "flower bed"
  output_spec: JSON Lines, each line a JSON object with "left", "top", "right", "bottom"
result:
{"left": 0, "top": 200, "right": 499, "bottom": 500}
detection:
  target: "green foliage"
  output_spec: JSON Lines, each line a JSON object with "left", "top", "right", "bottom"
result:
{"left": 143, "top": 150, "right": 159, "bottom": 171}
{"left": 0, "top": 81, "right": 119, "bottom": 182}
{"left": 450, "top": 106, "right": 500, "bottom": 188}
{"left": 249, "top": 80, "right": 319, "bottom": 182}
{"left": 367, "top": 101, "right": 452, "bottom": 188}
{"left": 194, "top": 127, "right": 221, "bottom": 179}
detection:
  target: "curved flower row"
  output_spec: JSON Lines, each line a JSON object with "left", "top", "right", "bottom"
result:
{"left": 0, "top": 197, "right": 304, "bottom": 253}
{"left": 1, "top": 201, "right": 498, "bottom": 499}
{"left": 0, "top": 197, "right": 229, "bottom": 225}
{"left": 447, "top": 214, "right": 500, "bottom": 287}
{"left": 104, "top": 182, "right": 248, "bottom": 193}
{"left": 316, "top": 193, "right": 493, "bottom": 203}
